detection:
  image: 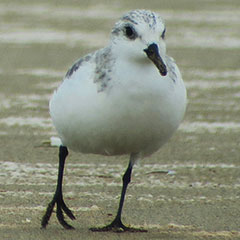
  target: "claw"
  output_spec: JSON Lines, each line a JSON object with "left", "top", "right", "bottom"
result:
{"left": 41, "top": 200, "right": 55, "bottom": 229}
{"left": 90, "top": 218, "right": 147, "bottom": 232}
{"left": 60, "top": 199, "right": 76, "bottom": 220}
{"left": 56, "top": 201, "right": 75, "bottom": 229}
{"left": 41, "top": 196, "right": 75, "bottom": 229}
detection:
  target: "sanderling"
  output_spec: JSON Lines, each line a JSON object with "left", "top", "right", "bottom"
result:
{"left": 41, "top": 9, "right": 187, "bottom": 232}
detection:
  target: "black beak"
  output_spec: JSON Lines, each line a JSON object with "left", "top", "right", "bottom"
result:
{"left": 144, "top": 43, "right": 167, "bottom": 76}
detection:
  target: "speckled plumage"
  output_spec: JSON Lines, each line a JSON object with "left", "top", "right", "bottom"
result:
{"left": 50, "top": 9, "right": 187, "bottom": 157}
{"left": 44, "top": 9, "right": 187, "bottom": 231}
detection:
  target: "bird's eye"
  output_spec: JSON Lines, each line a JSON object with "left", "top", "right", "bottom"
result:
{"left": 124, "top": 26, "right": 137, "bottom": 40}
{"left": 161, "top": 28, "right": 166, "bottom": 39}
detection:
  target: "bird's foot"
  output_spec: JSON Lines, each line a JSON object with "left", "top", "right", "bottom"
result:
{"left": 41, "top": 194, "right": 76, "bottom": 230}
{"left": 90, "top": 218, "right": 147, "bottom": 232}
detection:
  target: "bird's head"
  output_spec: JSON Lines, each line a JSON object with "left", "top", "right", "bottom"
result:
{"left": 111, "top": 10, "right": 167, "bottom": 76}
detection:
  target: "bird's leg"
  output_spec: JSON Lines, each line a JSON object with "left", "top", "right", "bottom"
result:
{"left": 41, "top": 146, "right": 75, "bottom": 229}
{"left": 90, "top": 153, "right": 147, "bottom": 232}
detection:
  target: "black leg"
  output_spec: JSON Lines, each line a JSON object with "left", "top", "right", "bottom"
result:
{"left": 41, "top": 146, "right": 75, "bottom": 229}
{"left": 90, "top": 153, "right": 147, "bottom": 232}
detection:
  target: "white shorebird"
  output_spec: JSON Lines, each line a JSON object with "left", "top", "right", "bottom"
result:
{"left": 41, "top": 9, "right": 187, "bottom": 232}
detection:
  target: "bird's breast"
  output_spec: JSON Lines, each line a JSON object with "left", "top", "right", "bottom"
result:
{"left": 50, "top": 59, "right": 186, "bottom": 156}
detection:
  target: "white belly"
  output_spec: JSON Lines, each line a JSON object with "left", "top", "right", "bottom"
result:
{"left": 50, "top": 63, "right": 186, "bottom": 157}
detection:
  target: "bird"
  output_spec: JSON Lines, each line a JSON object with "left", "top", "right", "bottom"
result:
{"left": 41, "top": 9, "right": 187, "bottom": 232}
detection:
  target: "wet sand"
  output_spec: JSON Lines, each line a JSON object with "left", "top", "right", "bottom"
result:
{"left": 0, "top": 0, "right": 240, "bottom": 239}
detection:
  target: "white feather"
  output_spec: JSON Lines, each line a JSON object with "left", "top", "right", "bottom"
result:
{"left": 49, "top": 10, "right": 187, "bottom": 158}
